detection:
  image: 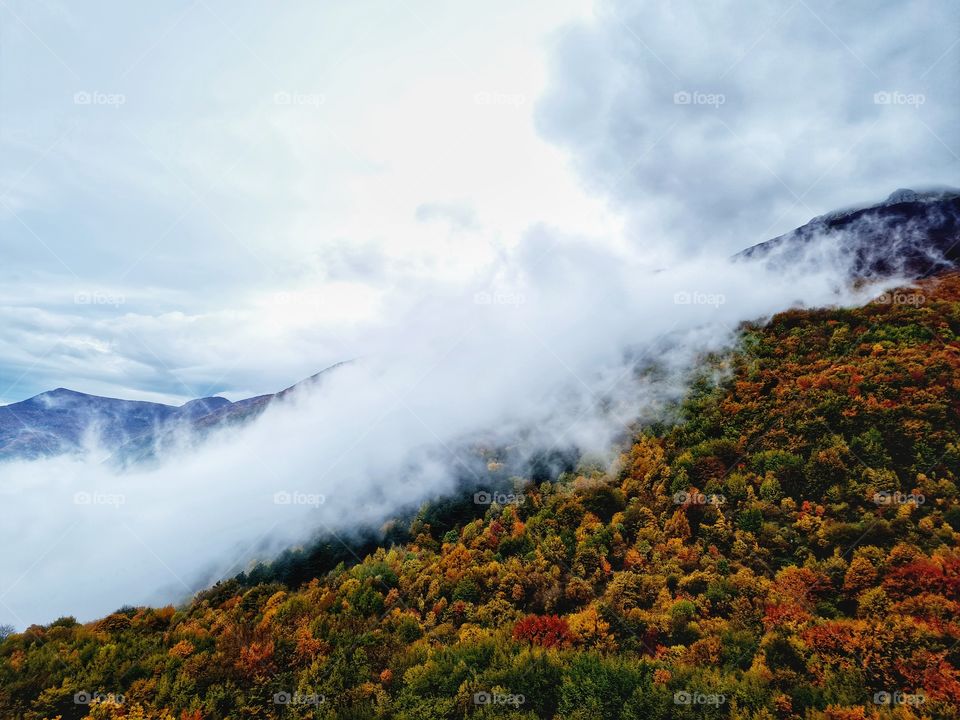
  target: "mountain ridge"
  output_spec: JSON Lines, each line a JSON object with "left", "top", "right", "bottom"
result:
{"left": 0, "top": 364, "right": 346, "bottom": 463}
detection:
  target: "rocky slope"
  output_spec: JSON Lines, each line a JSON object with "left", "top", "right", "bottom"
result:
{"left": 736, "top": 188, "right": 960, "bottom": 278}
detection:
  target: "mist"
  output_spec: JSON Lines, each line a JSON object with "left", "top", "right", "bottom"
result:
{"left": 0, "top": 232, "right": 903, "bottom": 628}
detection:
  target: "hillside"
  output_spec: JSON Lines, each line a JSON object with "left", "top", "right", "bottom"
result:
{"left": 2, "top": 273, "right": 959, "bottom": 719}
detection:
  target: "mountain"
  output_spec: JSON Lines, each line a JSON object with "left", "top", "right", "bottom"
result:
{"left": 0, "top": 365, "right": 344, "bottom": 464}
{"left": 736, "top": 187, "right": 960, "bottom": 278}
{"left": 0, "top": 389, "right": 204, "bottom": 461}
{"left": 3, "top": 269, "right": 959, "bottom": 719}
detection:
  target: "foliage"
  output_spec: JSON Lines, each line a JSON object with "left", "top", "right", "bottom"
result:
{"left": 4, "top": 276, "right": 960, "bottom": 718}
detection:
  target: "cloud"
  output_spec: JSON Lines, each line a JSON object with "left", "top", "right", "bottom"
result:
{"left": 415, "top": 202, "right": 480, "bottom": 232}
{"left": 537, "top": 0, "right": 959, "bottom": 256}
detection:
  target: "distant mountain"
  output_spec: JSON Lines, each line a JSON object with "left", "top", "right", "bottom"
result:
{"left": 0, "top": 364, "right": 345, "bottom": 464}
{"left": 736, "top": 187, "right": 960, "bottom": 278}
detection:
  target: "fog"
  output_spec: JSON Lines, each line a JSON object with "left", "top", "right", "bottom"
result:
{"left": 0, "top": 233, "right": 902, "bottom": 627}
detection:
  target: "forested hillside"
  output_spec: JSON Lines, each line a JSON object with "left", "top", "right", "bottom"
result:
{"left": 3, "top": 275, "right": 960, "bottom": 719}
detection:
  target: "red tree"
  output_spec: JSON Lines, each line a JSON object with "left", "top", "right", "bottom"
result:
{"left": 512, "top": 614, "right": 572, "bottom": 648}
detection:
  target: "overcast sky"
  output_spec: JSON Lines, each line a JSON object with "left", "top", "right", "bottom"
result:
{"left": 0, "top": 0, "right": 957, "bottom": 404}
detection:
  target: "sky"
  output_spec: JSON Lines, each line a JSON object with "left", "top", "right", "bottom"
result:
{"left": 0, "top": 0, "right": 957, "bottom": 405}
{"left": 0, "top": 0, "right": 608, "bottom": 403}
{"left": 0, "top": 0, "right": 958, "bottom": 627}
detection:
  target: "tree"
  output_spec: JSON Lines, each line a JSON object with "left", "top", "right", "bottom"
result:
{"left": 513, "top": 614, "right": 572, "bottom": 648}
